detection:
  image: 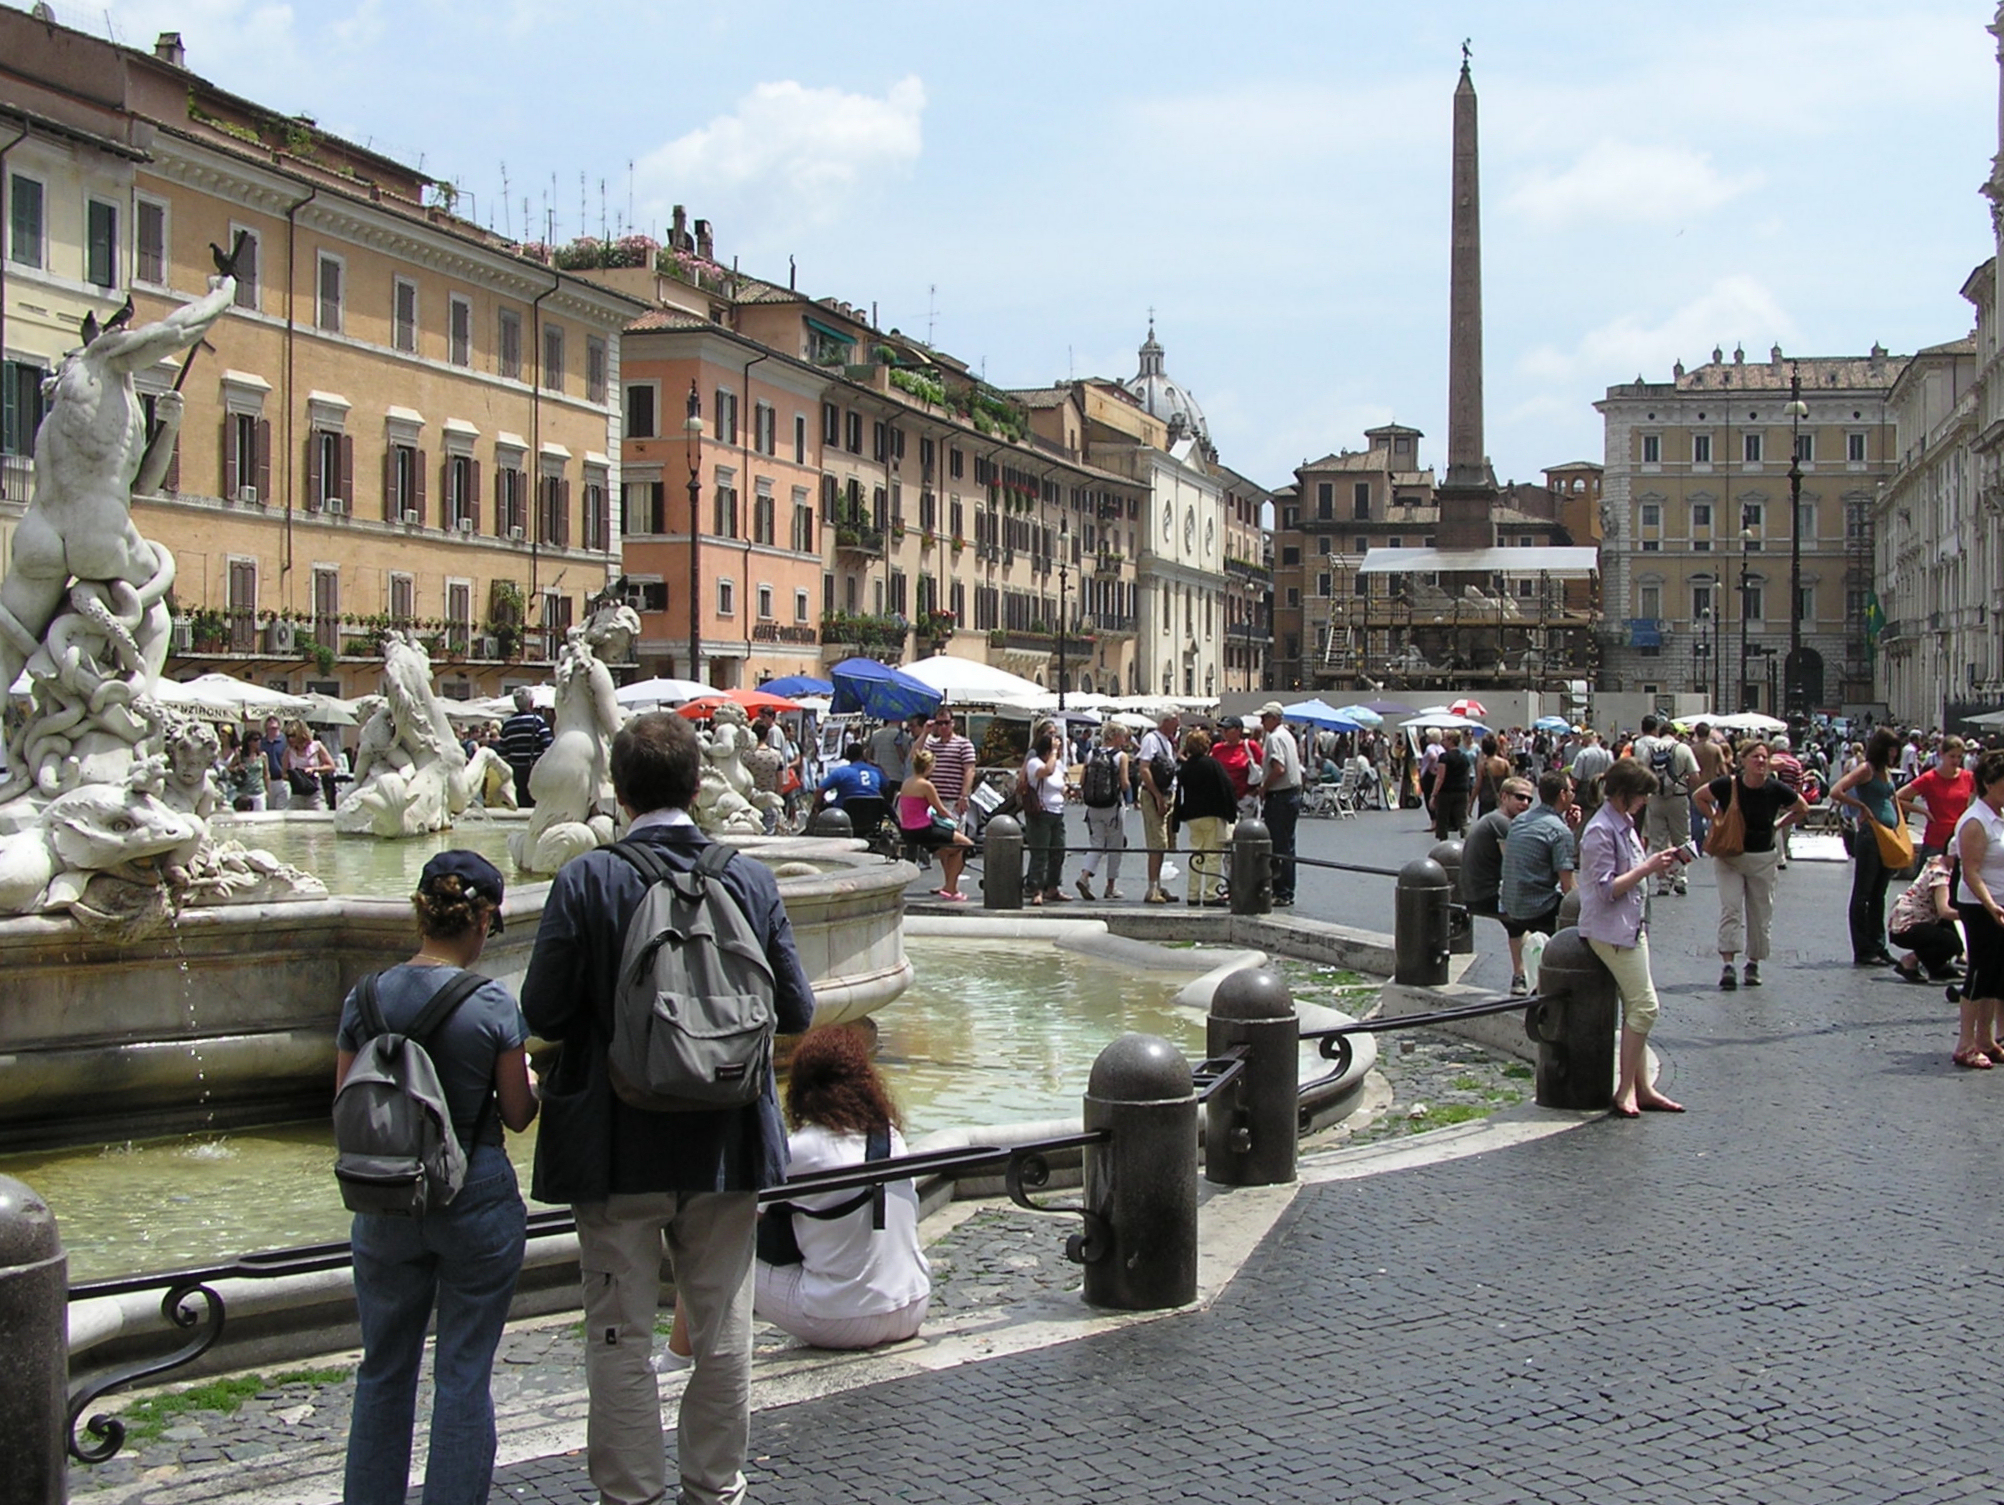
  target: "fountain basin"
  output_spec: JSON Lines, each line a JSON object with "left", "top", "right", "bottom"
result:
{"left": 0, "top": 831, "right": 914, "bottom": 1151}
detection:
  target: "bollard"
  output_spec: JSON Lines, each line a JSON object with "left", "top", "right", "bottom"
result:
{"left": 1229, "top": 819, "right": 1273, "bottom": 916}
{"left": 1393, "top": 857, "right": 1453, "bottom": 986}
{"left": 1204, "top": 968, "right": 1298, "bottom": 1187}
{"left": 0, "top": 1175, "right": 65, "bottom": 1505}
{"left": 1555, "top": 887, "right": 1583, "bottom": 932}
{"left": 1430, "top": 838, "right": 1472, "bottom": 955}
{"left": 1081, "top": 1033, "right": 1197, "bottom": 1310}
{"left": 1523, "top": 927, "right": 1618, "bottom": 1110}
{"left": 982, "top": 813, "right": 1024, "bottom": 910}
{"left": 807, "top": 805, "right": 853, "bottom": 839}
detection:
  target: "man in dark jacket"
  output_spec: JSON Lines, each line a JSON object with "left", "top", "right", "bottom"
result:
{"left": 522, "top": 712, "right": 815, "bottom": 1505}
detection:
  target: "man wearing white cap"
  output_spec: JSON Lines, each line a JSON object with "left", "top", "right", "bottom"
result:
{"left": 1258, "top": 701, "right": 1303, "bottom": 906}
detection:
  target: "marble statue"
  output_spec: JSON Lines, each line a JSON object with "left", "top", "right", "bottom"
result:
{"left": 694, "top": 702, "right": 770, "bottom": 837}
{"left": 0, "top": 279, "right": 324, "bottom": 925}
{"left": 334, "top": 632, "right": 482, "bottom": 837}
{"left": 509, "top": 595, "right": 640, "bottom": 873}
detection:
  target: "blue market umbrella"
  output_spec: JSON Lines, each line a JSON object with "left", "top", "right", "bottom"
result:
{"left": 760, "top": 674, "right": 834, "bottom": 698}
{"left": 1280, "top": 698, "right": 1366, "bottom": 731}
{"left": 1533, "top": 715, "right": 1573, "bottom": 732}
{"left": 829, "top": 657, "right": 943, "bottom": 721}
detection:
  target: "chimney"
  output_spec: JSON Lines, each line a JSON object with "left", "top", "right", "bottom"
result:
{"left": 694, "top": 219, "right": 713, "bottom": 261}
{"left": 670, "top": 205, "right": 687, "bottom": 251}
{"left": 154, "top": 31, "right": 187, "bottom": 67}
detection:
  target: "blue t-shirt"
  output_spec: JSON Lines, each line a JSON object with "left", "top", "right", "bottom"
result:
{"left": 336, "top": 964, "right": 527, "bottom": 1147}
{"left": 1500, "top": 803, "right": 1577, "bottom": 919}
{"left": 821, "top": 760, "right": 885, "bottom": 805}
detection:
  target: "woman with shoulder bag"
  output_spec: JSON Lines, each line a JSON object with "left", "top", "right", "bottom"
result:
{"left": 336, "top": 853, "right": 538, "bottom": 1505}
{"left": 1830, "top": 727, "right": 1910, "bottom": 967}
{"left": 282, "top": 717, "right": 339, "bottom": 809}
{"left": 1693, "top": 740, "right": 1809, "bottom": 991}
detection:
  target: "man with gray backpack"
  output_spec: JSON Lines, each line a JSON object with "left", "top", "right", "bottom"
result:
{"left": 522, "top": 712, "right": 816, "bottom": 1505}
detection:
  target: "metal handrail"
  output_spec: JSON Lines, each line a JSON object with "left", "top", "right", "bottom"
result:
{"left": 1298, "top": 991, "right": 1551, "bottom": 1079}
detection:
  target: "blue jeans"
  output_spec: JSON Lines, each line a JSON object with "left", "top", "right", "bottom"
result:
{"left": 1263, "top": 788, "right": 1301, "bottom": 901}
{"left": 344, "top": 1144, "right": 527, "bottom": 1505}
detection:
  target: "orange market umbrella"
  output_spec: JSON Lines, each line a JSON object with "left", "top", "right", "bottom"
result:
{"left": 676, "top": 688, "right": 803, "bottom": 719}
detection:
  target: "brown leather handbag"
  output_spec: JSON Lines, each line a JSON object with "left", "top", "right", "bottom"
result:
{"left": 1704, "top": 780, "right": 1746, "bottom": 858}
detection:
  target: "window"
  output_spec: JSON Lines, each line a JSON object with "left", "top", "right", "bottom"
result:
{"left": 386, "top": 443, "right": 423, "bottom": 522}
{"left": 586, "top": 337, "right": 607, "bottom": 404}
{"left": 1317, "top": 572, "right": 1331, "bottom": 597}
{"left": 1741, "top": 502, "right": 1763, "bottom": 530}
{"left": 498, "top": 309, "right": 522, "bottom": 380}
{"left": 392, "top": 278, "right": 418, "bottom": 354}
{"left": 1353, "top": 482, "right": 1370, "bottom": 520}
{"left": 845, "top": 411, "right": 863, "bottom": 454}
{"left": 3, "top": 359, "right": 48, "bottom": 456}
{"left": 631, "top": 579, "right": 668, "bottom": 613}
{"left": 1847, "top": 432, "right": 1867, "bottom": 463}
{"left": 1692, "top": 503, "right": 1712, "bottom": 529}
{"left": 8, "top": 175, "right": 42, "bottom": 268}
{"left": 1640, "top": 503, "right": 1661, "bottom": 528}
{"left": 1281, "top": 545, "right": 1301, "bottom": 565}
{"left": 1641, "top": 539, "right": 1660, "bottom": 551}
{"left": 757, "top": 584, "right": 774, "bottom": 620}
{"left": 231, "top": 227, "right": 260, "bottom": 309}
{"left": 136, "top": 199, "right": 167, "bottom": 285}
{"left": 1638, "top": 583, "right": 1661, "bottom": 620}
{"left": 623, "top": 480, "right": 664, "bottom": 535}
{"left": 449, "top": 296, "right": 472, "bottom": 366}
{"left": 794, "top": 413, "right": 807, "bottom": 464}
{"left": 1692, "top": 583, "right": 1714, "bottom": 620}
{"left": 542, "top": 323, "right": 565, "bottom": 392}
{"left": 1286, "top": 587, "right": 1300, "bottom": 607}
{"left": 949, "top": 446, "right": 964, "bottom": 480}
{"left": 226, "top": 558, "right": 257, "bottom": 650}
{"left": 1741, "top": 578, "right": 1765, "bottom": 620}
{"left": 795, "top": 587, "right": 811, "bottom": 623}
{"left": 1743, "top": 431, "right": 1763, "bottom": 463}
{"left": 1793, "top": 432, "right": 1813, "bottom": 463}
{"left": 86, "top": 200, "right": 117, "bottom": 288}
{"left": 446, "top": 580, "right": 473, "bottom": 654}
{"left": 315, "top": 252, "right": 344, "bottom": 331}
{"left": 389, "top": 573, "right": 416, "bottom": 624}
{"left": 447, "top": 454, "right": 479, "bottom": 530}
{"left": 583, "top": 474, "right": 609, "bottom": 551}
{"left": 1692, "top": 433, "right": 1712, "bottom": 464}
{"left": 1641, "top": 434, "right": 1661, "bottom": 464}
{"left": 307, "top": 427, "right": 350, "bottom": 510}
{"left": 538, "top": 470, "right": 570, "bottom": 546}
{"left": 1796, "top": 584, "right": 1815, "bottom": 622}
{"left": 792, "top": 491, "right": 814, "bottom": 553}
{"left": 713, "top": 469, "right": 739, "bottom": 537}
{"left": 717, "top": 579, "right": 735, "bottom": 616}
{"left": 754, "top": 402, "right": 776, "bottom": 456}
{"left": 495, "top": 459, "right": 526, "bottom": 537}
{"left": 1316, "top": 482, "right": 1333, "bottom": 520}
{"left": 714, "top": 389, "right": 739, "bottom": 447}
{"left": 752, "top": 483, "right": 775, "bottom": 545}
{"left": 823, "top": 402, "right": 841, "bottom": 445}
{"left": 312, "top": 567, "right": 341, "bottom": 650}
{"left": 226, "top": 412, "right": 265, "bottom": 500}
{"left": 624, "top": 383, "right": 657, "bottom": 439}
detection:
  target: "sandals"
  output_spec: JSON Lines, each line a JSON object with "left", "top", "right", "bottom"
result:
{"left": 1953, "top": 1046, "right": 1994, "bottom": 1070}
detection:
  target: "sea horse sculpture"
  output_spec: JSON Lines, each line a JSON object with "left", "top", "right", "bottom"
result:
{"left": 509, "top": 594, "right": 641, "bottom": 873}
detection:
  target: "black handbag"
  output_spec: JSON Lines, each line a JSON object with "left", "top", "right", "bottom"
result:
{"left": 756, "top": 1125, "right": 892, "bottom": 1267}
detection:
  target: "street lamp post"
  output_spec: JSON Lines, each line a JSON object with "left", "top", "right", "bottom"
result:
{"left": 1695, "top": 606, "right": 1712, "bottom": 701}
{"left": 1057, "top": 515, "right": 1070, "bottom": 710}
{"left": 684, "top": 381, "right": 704, "bottom": 683}
{"left": 1738, "top": 525, "right": 1754, "bottom": 712}
{"left": 1784, "top": 370, "right": 1809, "bottom": 721}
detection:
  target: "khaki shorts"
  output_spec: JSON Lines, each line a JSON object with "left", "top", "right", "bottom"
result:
{"left": 1141, "top": 792, "right": 1172, "bottom": 851}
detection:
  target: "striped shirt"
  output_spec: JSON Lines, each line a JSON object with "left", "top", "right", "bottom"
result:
{"left": 924, "top": 733, "right": 976, "bottom": 805}
{"left": 500, "top": 710, "right": 552, "bottom": 772}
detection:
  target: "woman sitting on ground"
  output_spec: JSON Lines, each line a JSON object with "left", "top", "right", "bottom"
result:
{"left": 1888, "top": 853, "right": 1963, "bottom": 985}
{"left": 898, "top": 747, "right": 973, "bottom": 901}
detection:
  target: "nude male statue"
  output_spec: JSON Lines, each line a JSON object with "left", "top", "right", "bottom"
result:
{"left": 0, "top": 274, "right": 238, "bottom": 697}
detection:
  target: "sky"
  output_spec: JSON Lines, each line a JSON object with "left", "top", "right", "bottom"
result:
{"left": 56, "top": 0, "right": 2003, "bottom": 492}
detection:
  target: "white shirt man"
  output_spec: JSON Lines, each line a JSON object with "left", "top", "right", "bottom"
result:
{"left": 1137, "top": 713, "right": 1180, "bottom": 904}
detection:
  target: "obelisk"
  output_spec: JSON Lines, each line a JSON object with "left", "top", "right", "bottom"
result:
{"left": 1437, "top": 47, "right": 1497, "bottom": 549}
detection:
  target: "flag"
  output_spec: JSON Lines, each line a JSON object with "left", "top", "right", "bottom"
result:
{"left": 1863, "top": 590, "right": 1885, "bottom": 644}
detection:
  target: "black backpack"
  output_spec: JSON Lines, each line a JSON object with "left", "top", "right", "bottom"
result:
{"left": 1082, "top": 748, "right": 1123, "bottom": 809}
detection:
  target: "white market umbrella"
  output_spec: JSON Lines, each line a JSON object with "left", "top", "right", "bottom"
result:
{"left": 163, "top": 672, "right": 309, "bottom": 719}
{"left": 298, "top": 691, "right": 359, "bottom": 727}
{"left": 615, "top": 676, "right": 710, "bottom": 709}
{"left": 901, "top": 654, "right": 1046, "bottom": 702}
{"left": 1400, "top": 711, "right": 1489, "bottom": 731}
{"left": 1710, "top": 711, "right": 1788, "bottom": 733}
{"left": 1966, "top": 707, "right": 2004, "bottom": 727}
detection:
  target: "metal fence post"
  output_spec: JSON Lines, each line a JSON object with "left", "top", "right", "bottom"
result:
{"left": 981, "top": 814, "right": 1024, "bottom": 909}
{"left": 1393, "top": 857, "right": 1452, "bottom": 985}
{"left": 1430, "top": 838, "right": 1473, "bottom": 955}
{"left": 0, "top": 1175, "right": 66, "bottom": 1504}
{"left": 1082, "top": 1033, "right": 1197, "bottom": 1311}
{"left": 1229, "top": 818, "right": 1272, "bottom": 915}
{"left": 1524, "top": 928, "right": 1618, "bottom": 1110}
{"left": 1204, "top": 969, "right": 1298, "bottom": 1187}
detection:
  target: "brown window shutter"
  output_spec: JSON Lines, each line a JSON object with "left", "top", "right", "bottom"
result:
{"left": 306, "top": 430, "right": 322, "bottom": 511}
{"left": 560, "top": 478, "right": 571, "bottom": 547}
{"left": 222, "top": 415, "right": 237, "bottom": 497}
{"left": 255, "top": 419, "right": 272, "bottom": 501}
{"left": 471, "top": 459, "right": 482, "bottom": 532}
{"left": 439, "top": 453, "right": 451, "bottom": 529}
{"left": 415, "top": 449, "right": 427, "bottom": 525}
{"left": 383, "top": 448, "right": 395, "bottom": 521}
{"left": 494, "top": 467, "right": 504, "bottom": 536}
{"left": 340, "top": 435, "right": 353, "bottom": 505}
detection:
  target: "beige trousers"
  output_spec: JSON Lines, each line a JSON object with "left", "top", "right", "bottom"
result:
{"left": 1714, "top": 849, "right": 1781, "bottom": 961}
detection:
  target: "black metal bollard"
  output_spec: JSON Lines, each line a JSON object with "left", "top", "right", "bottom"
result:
{"left": 1081, "top": 1033, "right": 1198, "bottom": 1310}
{"left": 1430, "top": 838, "right": 1472, "bottom": 955}
{"left": 1393, "top": 857, "right": 1452, "bottom": 986}
{"left": 0, "top": 1175, "right": 65, "bottom": 1504}
{"left": 982, "top": 814, "right": 1024, "bottom": 910}
{"left": 807, "top": 805, "right": 853, "bottom": 839}
{"left": 1524, "top": 928, "right": 1618, "bottom": 1110}
{"left": 1204, "top": 968, "right": 1298, "bottom": 1187}
{"left": 1229, "top": 819, "right": 1273, "bottom": 915}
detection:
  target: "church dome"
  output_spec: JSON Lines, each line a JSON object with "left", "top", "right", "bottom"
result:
{"left": 1124, "top": 321, "right": 1209, "bottom": 445}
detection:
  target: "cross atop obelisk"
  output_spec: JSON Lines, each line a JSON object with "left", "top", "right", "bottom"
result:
{"left": 1438, "top": 46, "right": 1497, "bottom": 547}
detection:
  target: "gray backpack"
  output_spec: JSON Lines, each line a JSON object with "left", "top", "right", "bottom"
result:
{"left": 606, "top": 840, "right": 777, "bottom": 1112}
{"left": 332, "top": 970, "right": 490, "bottom": 1217}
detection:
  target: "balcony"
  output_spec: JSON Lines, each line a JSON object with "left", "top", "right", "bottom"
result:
{"left": 1228, "top": 621, "right": 1269, "bottom": 642}
{"left": 1225, "top": 556, "right": 1273, "bottom": 585}
{"left": 819, "top": 611, "right": 908, "bottom": 658}
{"left": 834, "top": 521, "right": 885, "bottom": 555}
{"left": 1, "top": 453, "right": 31, "bottom": 508}
{"left": 1087, "top": 613, "right": 1137, "bottom": 636}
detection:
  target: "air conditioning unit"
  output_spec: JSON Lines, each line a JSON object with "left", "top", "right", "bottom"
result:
{"left": 236, "top": 485, "right": 259, "bottom": 505}
{"left": 324, "top": 497, "right": 347, "bottom": 515}
{"left": 508, "top": 526, "right": 525, "bottom": 542}
{"left": 171, "top": 619, "right": 192, "bottom": 652}
{"left": 265, "top": 620, "right": 298, "bottom": 654}
{"left": 456, "top": 517, "right": 474, "bottom": 533}
{"left": 478, "top": 635, "right": 501, "bottom": 658}
{"left": 401, "top": 509, "right": 421, "bottom": 525}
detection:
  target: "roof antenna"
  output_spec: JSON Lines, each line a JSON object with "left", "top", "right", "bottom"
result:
{"left": 499, "top": 162, "right": 511, "bottom": 238}
{"left": 789, "top": 255, "right": 797, "bottom": 291}
{"left": 927, "top": 283, "right": 937, "bottom": 346}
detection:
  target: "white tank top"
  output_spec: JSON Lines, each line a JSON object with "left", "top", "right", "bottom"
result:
{"left": 1953, "top": 799, "right": 2004, "bottom": 908}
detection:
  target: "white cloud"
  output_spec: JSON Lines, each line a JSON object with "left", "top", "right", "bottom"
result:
{"left": 1506, "top": 140, "right": 1760, "bottom": 228}
{"left": 638, "top": 76, "right": 926, "bottom": 239}
{"left": 1517, "top": 274, "right": 1794, "bottom": 386}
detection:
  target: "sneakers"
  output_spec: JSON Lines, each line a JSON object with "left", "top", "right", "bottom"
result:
{"left": 1743, "top": 963, "right": 1761, "bottom": 988}
{"left": 1509, "top": 974, "right": 1528, "bottom": 997}
{"left": 1144, "top": 888, "right": 1171, "bottom": 905}
{"left": 1075, "top": 875, "right": 1095, "bottom": 901}
{"left": 1672, "top": 877, "right": 1688, "bottom": 896}
{"left": 1104, "top": 886, "right": 1124, "bottom": 901}
{"left": 1719, "top": 965, "right": 1738, "bottom": 991}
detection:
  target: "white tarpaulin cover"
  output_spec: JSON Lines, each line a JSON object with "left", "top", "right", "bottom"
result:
{"left": 1355, "top": 546, "right": 1601, "bottom": 578}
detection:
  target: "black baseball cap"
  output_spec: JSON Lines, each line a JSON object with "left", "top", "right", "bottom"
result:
{"left": 1218, "top": 715, "right": 1245, "bottom": 731}
{"left": 419, "top": 849, "right": 507, "bottom": 934}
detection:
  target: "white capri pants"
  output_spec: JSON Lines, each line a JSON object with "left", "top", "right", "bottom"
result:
{"left": 753, "top": 1260, "right": 929, "bottom": 1350}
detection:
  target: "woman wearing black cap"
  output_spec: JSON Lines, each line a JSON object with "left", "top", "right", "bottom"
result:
{"left": 336, "top": 850, "right": 539, "bottom": 1505}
